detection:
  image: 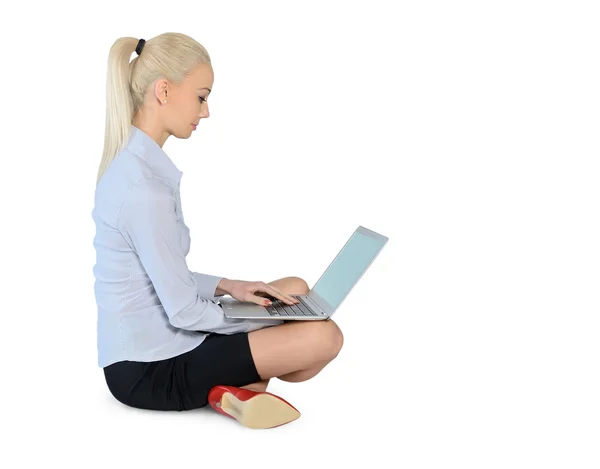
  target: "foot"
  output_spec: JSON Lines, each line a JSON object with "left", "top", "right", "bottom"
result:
{"left": 208, "top": 385, "right": 301, "bottom": 429}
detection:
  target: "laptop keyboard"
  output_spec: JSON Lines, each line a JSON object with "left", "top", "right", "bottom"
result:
{"left": 266, "top": 295, "right": 320, "bottom": 317}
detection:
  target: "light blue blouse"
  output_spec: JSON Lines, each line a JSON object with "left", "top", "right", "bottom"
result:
{"left": 92, "top": 125, "right": 281, "bottom": 367}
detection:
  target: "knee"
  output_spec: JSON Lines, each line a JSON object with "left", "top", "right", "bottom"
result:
{"left": 316, "top": 319, "right": 343, "bottom": 361}
{"left": 288, "top": 276, "right": 310, "bottom": 295}
{"left": 328, "top": 320, "right": 344, "bottom": 358}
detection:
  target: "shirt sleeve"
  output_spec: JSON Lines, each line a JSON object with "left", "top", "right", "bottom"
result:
{"left": 191, "top": 271, "right": 224, "bottom": 302}
{"left": 118, "top": 176, "right": 282, "bottom": 333}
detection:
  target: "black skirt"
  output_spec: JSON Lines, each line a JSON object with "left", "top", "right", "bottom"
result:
{"left": 103, "top": 332, "right": 261, "bottom": 411}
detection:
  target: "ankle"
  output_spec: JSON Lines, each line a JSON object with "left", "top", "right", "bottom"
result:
{"left": 240, "top": 379, "right": 269, "bottom": 393}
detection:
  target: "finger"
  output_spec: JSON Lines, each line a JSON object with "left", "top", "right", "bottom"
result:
{"left": 256, "top": 295, "right": 273, "bottom": 306}
{"left": 249, "top": 285, "right": 275, "bottom": 306}
{"left": 262, "top": 284, "right": 299, "bottom": 305}
{"left": 245, "top": 290, "right": 270, "bottom": 306}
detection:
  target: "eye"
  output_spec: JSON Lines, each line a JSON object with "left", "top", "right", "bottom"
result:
{"left": 199, "top": 96, "right": 207, "bottom": 104}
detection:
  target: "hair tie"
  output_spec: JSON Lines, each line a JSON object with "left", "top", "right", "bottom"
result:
{"left": 135, "top": 38, "right": 146, "bottom": 56}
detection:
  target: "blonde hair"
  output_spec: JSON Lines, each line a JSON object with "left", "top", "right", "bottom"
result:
{"left": 96, "top": 32, "right": 212, "bottom": 186}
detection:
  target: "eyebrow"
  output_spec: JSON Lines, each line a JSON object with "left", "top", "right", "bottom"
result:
{"left": 197, "top": 88, "right": 212, "bottom": 94}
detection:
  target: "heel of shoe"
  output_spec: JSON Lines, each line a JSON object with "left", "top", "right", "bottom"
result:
{"left": 221, "top": 392, "right": 301, "bottom": 429}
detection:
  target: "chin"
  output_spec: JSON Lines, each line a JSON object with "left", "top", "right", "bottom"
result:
{"left": 175, "top": 129, "right": 192, "bottom": 139}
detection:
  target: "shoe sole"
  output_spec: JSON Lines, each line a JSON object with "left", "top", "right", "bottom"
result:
{"left": 220, "top": 392, "right": 301, "bottom": 429}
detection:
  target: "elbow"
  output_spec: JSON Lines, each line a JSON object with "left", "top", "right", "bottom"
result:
{"left": 168, "top": 310, "right": 199, "bottom": 331}
{"left": 167, "top": 297, "right": 217, "bottom": 331}
{"left": 168, "top": 315, "right": 193, "bottom": 331}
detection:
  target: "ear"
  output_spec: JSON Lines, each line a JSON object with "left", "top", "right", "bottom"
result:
{"left": 153, "top": 79, "right": 169, "bottom": 104}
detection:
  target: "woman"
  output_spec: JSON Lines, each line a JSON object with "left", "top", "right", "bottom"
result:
{"left": 92, "top": 32, "right": 344, "bottom": 429}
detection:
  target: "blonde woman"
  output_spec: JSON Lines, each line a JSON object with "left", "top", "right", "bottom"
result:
{"left": 92, "top": 33, "right": 344, "bottom": 429}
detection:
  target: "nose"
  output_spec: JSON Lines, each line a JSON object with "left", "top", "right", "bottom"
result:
{"left": 200, "top": 102, "right": 210, "bottom": 119}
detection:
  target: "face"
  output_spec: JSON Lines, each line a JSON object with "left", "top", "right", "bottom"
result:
{"left": 153, "top": 62, "right": 214, "bottom": 140}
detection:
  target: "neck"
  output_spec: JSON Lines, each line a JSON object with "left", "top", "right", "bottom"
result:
{"left": 132, "top": 113, "right": 169, "bottom": 148}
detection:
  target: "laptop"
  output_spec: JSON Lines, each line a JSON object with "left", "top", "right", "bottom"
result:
{"left": 220, "top": 225, "right": 389, "bottom": 320}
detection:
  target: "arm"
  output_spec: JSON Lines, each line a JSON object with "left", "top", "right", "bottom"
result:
{"left": 214, "top": 278, "right": 232, "bottom": 297}
{"left": 117, "top": 177, "right": 259, "bottom": 332}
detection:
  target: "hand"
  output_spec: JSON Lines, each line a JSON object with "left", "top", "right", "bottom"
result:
{"left": 218, "top": 279, "right": 299, "bottom": 307}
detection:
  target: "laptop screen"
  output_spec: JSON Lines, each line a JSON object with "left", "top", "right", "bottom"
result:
{"left": 311, "top": 227, "right": 388, "bottom": 313}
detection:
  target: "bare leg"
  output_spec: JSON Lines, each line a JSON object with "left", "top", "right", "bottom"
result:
{"left": 241, "top": 276, "right": 314, "bottom": 391}
{"left": 248, "top": 319, "right": 344, "bottom": 382}
{"left": 209, "top": 277, "right": 342, "bottom": 429}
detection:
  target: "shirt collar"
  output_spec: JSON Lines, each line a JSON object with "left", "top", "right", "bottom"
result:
{"left": 127, "top": 125, "right": 183, "bottom": 184}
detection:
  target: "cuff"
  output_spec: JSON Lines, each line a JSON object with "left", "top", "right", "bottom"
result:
{"left": 193, "top": 272, "right": 224, "bottom": 302}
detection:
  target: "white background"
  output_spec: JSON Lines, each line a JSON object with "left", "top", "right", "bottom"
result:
{"left": 1, "top": 0, "right": 599, "bottom": 467}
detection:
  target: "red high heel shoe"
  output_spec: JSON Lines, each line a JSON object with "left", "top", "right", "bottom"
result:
{"left": 208, "top": 385, "right": 301, "bottom": 429}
